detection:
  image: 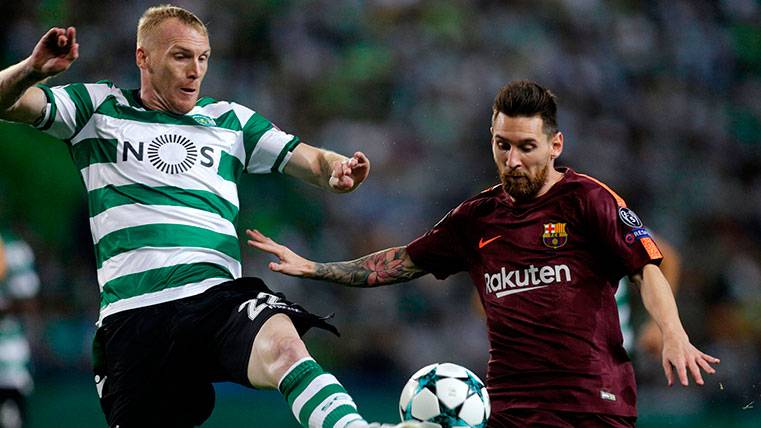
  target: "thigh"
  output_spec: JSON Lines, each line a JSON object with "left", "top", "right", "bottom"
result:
{"left": 94, "top": 306, "right": 215, "bottom": 428}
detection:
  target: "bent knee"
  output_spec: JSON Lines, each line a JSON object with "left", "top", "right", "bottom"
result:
{"left": 269, "top": 334, "right": 309, "bottom": 374}
{"left": 248, "top": 315, "right": 310, "bottom": 387}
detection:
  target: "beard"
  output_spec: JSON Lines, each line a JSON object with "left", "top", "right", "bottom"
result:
{"left": 500, "top": 162, "right": 549, "bottom": 202}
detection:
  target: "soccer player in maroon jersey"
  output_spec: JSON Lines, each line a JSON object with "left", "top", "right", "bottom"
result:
{"left": 246, "top": 80, "right": 719, "bottom": 427}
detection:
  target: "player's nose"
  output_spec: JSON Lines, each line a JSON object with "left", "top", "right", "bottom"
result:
{"left": 506, "top": 148, "right": 522, "bottom": 168}
{"left": 187, "top": 59, "right": 202, "bottom": 79}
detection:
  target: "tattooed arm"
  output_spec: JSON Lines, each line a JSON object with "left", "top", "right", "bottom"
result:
{"left": 246, "top": 229, "right": 427, "bottom": 287}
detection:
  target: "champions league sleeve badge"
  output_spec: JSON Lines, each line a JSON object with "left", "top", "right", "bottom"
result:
{"left": 542, "top": 222, "right": 568, "bottom": 249}
{"left": 619, "top": 207, "right": 651, "bottom": 245}
{"left": 617, "top": 207, "right": 643, "bottom": 228}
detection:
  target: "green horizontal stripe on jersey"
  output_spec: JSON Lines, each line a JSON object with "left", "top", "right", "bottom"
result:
{"left": 95, "top": 96, "right": 245, "bottom": 131}
{"left": 70, "top": 138, "right": 118, "bottom": 169}
{"left": 272, "top": 137, "right": 300, "bottom": 173}
{"left": 242, "top": 112, "right": 274, "bottom": 161}
{"left": 88, "top": 184, "right": 239, "bottom": 221}
{"left": 63, "top": 83, "right": 95, "bottom": 137}
{"left": 217, "top": 152, "right": 244, "bottom": 183}
{"left": 100, "top": 262, "right": 234, "bottom": 307}
{"left": 95, "top": 224, "right": 241, "bottom": 269}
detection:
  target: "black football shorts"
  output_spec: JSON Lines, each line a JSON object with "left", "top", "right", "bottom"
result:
{"left": 92, "top": 277, "right": 337, "bottom": 428}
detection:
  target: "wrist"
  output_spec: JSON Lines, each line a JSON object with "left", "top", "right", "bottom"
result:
{"left": 305, "top": 261, "right": 318, "bottom": 278}
{"left": 21, "top": 58, "right": 47, "bottom": 83}
{"left": 661, "top": 326, "right": 688, "bottom": 341}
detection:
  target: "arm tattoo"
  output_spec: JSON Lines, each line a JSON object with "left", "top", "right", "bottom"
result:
{"left": 312, "top": 246, "right": 426, "bottom": 287}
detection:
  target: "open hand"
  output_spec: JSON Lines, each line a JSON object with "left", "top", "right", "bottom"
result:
{"left": 246, "top": 229, "right": 315, "bottom": 277}
{"left": 328, "top": 151, "right": 370, "bottom": 192}
{"left": 29, "top": 27, "right": 79, "bottom": 78}
{"left": 661, "top": 333, "right": 720, "bottom": 386}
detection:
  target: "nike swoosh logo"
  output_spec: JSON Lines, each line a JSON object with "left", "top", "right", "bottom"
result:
{"left": 495, "top": 285, "right": 549, "bottom": 298}
{"left": 478, "top": 235, "right": 502, "bottom": 249}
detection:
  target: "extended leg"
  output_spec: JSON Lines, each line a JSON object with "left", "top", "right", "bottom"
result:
{"left": 247, "top": 313, "right": 368, "bottom": 428}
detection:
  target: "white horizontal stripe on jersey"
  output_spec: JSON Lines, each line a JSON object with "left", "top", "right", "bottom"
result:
{"left": 70, "top": 111, "right": 248, "bottom": 167}
{"left": 82, "top": 162, "right": 240, "bottom": 209}
{"left": 97, "top": 277, "right": 231, "bottom": 326}
{"left": 248, "top": 127, "right": 295, "bottom": 174}
{"left": 90, "top": 204, "right": 238, "bottom": 245}
{"left": 97, "top": 246, "right": 242, "bottom": 289}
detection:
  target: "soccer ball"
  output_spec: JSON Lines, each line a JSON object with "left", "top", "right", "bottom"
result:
{"left": 399, "top": 363, "right": 490, "bottom": 428}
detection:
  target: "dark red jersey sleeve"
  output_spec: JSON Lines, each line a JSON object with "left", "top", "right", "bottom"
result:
{"left": 406, "top": 207, "right": 469, "bottom": 279}
{"left": 582, "top": 178, "right": 663, "bottom": 275}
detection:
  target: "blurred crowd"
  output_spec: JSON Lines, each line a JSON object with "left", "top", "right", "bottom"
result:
{"left": 1, "top": 0, "right": 760, "bottom": 420}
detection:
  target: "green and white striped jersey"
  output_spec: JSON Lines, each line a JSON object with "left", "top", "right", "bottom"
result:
{"left": 35, "top": 81, "right": 301, "bottom": 325}
{"left": 0, "top": 230, "right": 39, "bottom": 393}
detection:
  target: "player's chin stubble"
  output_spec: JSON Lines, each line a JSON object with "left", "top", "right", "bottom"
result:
{"left": 501, "top": 163, "right": 548, "bottom": 202}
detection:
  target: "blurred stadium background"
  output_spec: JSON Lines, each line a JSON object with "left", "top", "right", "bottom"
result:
{"left": 1, "top": 0, "right": 760, "bottom": 426}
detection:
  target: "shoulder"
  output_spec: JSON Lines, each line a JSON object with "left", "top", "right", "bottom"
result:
{"left": 564, "top": 169, "right": 628, "bottom": 207}
{"left": 451, "top": 184, "right": 504, "bottom": 218}
{"left": 41, "top": 80, "right": 122, "bottom": 99}
{"left": 193, "top": 99, "right": 264, "bottom": 127}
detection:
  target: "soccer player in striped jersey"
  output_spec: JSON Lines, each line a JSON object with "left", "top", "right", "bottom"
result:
{"left": 247, "top": 81, "right": 720, "bottom": 427}
{"left": 0, "top": 5, "right": 415, "bottom": 428}
{"left": 0, "top": 228, "right": 40, "bottom": 428}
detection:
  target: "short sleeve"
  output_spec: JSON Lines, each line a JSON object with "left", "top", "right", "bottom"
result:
{"left": 35, "top": 81, "right": 115, "bottom": 141}
{"left": 406, "top": 207, "right": 469, "bottom": 279}
{"left": 233, "top": 103, "right": 300, "bottom": 174}
{"left": 585, "top": 186, "right": 662, "bottom": 275}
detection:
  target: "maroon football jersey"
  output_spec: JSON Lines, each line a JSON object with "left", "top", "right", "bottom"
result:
{"left": 406, "top": 167, "right": 662, "bottom": 417}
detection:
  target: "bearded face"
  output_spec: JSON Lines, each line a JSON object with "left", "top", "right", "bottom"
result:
{"left": 491, "top": 113, "right": 562, "bottom": 202}
{"left": 500, "top": 160, "right": 549, "bottom": 202}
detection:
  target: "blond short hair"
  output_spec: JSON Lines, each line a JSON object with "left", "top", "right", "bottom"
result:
{"left": 137, "top": 4, "right": 207, "bottom": 47}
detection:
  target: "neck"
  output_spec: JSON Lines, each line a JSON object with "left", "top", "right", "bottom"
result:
{"left": 139, "top": 86, "right": 168, "bottom": 112}
{"left": 535, "top": 168, "right": 564, "bottom": 198}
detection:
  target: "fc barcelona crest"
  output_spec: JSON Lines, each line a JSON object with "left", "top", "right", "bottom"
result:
{"left": 542, "top": 223, "right": 568, "bottom": 249}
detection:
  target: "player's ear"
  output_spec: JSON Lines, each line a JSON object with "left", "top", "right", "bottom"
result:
{"left": 136, "top": 47, "right": 147, "bottom": 69}
{"left": 550, "top": 131, "right": 563, "bottom": 159}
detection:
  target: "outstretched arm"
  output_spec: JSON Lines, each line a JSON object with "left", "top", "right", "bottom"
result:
{"left": 246, "top": 229, "right": 427, "bottom": 287}
{"left": 0, "top": 27, "right": 79, "bottom": 124}
{"left": 637, "top": 237, "right": 682, "bottom": 357}
{"left": 630, "top": 263, "right": 719, "bottom": 386}
{"left": 283, "top": 144, "right": 370, "bottom": 193}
